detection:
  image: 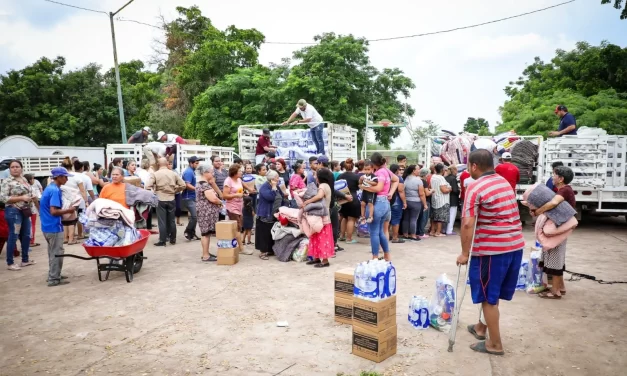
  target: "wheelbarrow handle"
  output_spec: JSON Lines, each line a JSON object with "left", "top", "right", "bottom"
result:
{"left": 55, "top": 254, "right": 125, "bottom": 261}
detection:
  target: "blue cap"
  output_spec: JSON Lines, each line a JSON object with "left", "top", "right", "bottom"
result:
{"left": 317, "top": 155, "right": 329, "bottom": 165}
{"left": 51, "top": 167, "right": 73, "bottom": 178}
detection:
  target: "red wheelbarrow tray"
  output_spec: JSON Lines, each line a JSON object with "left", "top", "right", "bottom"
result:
{"left": 82, "top": 229, "right": 151, "bottom": 258}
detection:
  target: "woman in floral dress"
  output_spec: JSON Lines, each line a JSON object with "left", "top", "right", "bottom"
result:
{"left": 196, "top": 165, "right": 222, "bottom": 262}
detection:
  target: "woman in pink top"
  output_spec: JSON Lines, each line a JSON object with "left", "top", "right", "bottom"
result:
{"left": 361, "top": 153, "right": 399, "bottom": 261}
{"left": 222, "top": 163, "right": 249, "bottom": 255}
{"left": 289, "top": 163, "right": 306, "bottom": 206}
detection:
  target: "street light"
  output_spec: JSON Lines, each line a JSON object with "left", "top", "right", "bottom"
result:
{"left": 109, "top": 0, "right": 135, "bottom": 143}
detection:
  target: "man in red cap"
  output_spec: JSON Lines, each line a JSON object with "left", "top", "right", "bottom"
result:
{"left": 549, "top": 105, "right": 577, "bottom": 137}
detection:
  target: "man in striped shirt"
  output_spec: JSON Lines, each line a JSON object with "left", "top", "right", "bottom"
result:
{"left": 457, "top": 149, "right": 524, "bottom": 356}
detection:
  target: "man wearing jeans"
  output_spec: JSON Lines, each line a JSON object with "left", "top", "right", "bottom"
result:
{"left": 40, "top": 167, "right": 77, "bottom": 286}
{"left": 146, "top": 158, "right": 186, "bottom": 246}
{"left": 282, "top": 99, "right": 325, "bottom": 155}
{"left": 182, "top": 156, "right": 201, "bottom": 240}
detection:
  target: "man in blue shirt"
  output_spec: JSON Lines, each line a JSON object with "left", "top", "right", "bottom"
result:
{"left": 306, "top": 156, "right": 319, "bottom": 185}
{"left": 41, "top": 167, "right": 78, "bottom": 287}
{"left": 182, "top": 156, "right": 201, "bottom": 240}
{"left": 549, "top": 105, "right": 577, "bottom": 137}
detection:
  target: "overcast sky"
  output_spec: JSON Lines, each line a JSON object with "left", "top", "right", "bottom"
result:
{"left": 0, "top": 0, "right": 625, "bottom": 147}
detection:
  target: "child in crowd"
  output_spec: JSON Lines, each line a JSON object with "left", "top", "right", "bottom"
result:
{"left": 242, "top": 195, "right": 255, "bottom": 245}
{"left": 359, "top": 162, "right": 378, "bottom": 224}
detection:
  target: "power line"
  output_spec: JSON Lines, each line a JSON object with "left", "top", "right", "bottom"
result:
{"left": 43, "top": 0, "right": 107, "bottom": 15}
{"left": 44, "top": 0, "right": 577, "bottom": 45}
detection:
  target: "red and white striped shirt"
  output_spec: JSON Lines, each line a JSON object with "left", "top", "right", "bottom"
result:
{"left": 463, "top": 172, "right": 525, "bottom": 256}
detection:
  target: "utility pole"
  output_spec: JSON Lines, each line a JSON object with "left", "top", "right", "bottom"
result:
{"left": 109, "top": 0, "right": 135, "bottom": 143}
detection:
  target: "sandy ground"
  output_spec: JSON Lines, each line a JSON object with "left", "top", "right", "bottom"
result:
{"left": 0, "top": 216, "right": 626, "bottom": 376}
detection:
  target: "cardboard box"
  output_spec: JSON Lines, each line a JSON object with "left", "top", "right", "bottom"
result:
{"left": 334, "top": 268, "right": 355, "bottom": 298}
{"left": 124, "top": 176, "right": 142, "bottom": 187}
{"left": 185, "top": 139, "right": 201, "bottom": 145}
{"left": 334, "top": 296, "right": 353, "bottom": 325}
{"left": 217, "top": 247, "right": 239, "bottom": 265}
{"left": 334, "top": 179, "right": 352, "bottom": 205}
{"left": 216, "top": 220, "right": 238, "bottom": 240}
{"left": 352, "top": 295, "right": 396, "bottom": 332}
{"left": 352, "top": 325, "right": 397, "bottom": 363}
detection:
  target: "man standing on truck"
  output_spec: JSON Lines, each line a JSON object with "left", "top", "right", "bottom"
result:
{"left": 128, "top": 126, "right": 151, "bottom": 144}
{"left": 255, "top": 129, "right": 277, "bottom": 165}
{"left": 282, "top": 99, "right": 326, "bottom": 155}
{"left": 549, "top": 105, "right": 577, "bottom": 137}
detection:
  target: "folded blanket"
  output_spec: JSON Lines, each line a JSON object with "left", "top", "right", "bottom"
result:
{"left": 273, "top": 233, "right": 306, "bottom": 262}
{"left": 125, "top": 183, "right": 158, "bottom": 207}
{"left": 535, "top": 214, "right": 577, "bottom": 250}
{"left": 271, "top": 222, "right": 303, "bottom": 241}
{"left": 305, "top": 201, "right": 328, "bottom": 216}
{"left": 87, "top": 198, "right": 135, "bottom": 227}
{"left": 523, "top": 183, "right": 576, "bottom": 226}
{"left": 277, "top": 207, "right": 300, "bottom": 227}
{"left": 302, "top": 182, "right": 318, "bottom": 200}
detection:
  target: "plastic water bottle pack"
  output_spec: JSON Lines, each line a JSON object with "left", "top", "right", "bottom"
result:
{"left": 516, "top": 259, "right": 529, "bottom": 291}
{"left": 526, "top": 248, "right": 546, "bottom": 294}
{"left": 408, "top": 296, "right": 430, "bottom": 330}
{"left": 428, "top": 273, "right": 456, "bottom": 332}
{"left": 353, "top": 259, "right": 397, "bottom": 302}
{"left": 217, "top": 239, "right": 238, "bottom": 249}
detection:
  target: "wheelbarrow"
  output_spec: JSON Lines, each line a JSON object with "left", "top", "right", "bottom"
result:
{"left": 57, "top": 229, "right": 150, "bottom": 283}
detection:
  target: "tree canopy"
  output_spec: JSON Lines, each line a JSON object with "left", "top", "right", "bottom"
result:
{"left": 497, "top": 41, "right": 627, "bottom": 136}
{"left": 601, "top": 0, "right": 627, "bottom": 19}
{"left": 463, "top": 117, "right": 491, "bottom": 135}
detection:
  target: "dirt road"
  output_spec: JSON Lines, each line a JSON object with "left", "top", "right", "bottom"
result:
{"left": 1, "top": 217, "right": 626, "bottom": 376}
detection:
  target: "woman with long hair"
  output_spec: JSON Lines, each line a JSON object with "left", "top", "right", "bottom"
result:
{"left": 401, "top": 165, "right": 428, "bottom": 241}
{"left": 223, "top": 163, "right": 250, "bottom": 255}
{"left": 303, "top": 168, "right": 335, "bottom": 268}
{"left": 289, "top": 163, "right": 306, "bottom": 208}
{"left": 429, "top": 163, "right": 452, "bottom": 237}
{"left": 0, "top": 160, "right": 36, "bottom": 270}
{"left": 417, "top": 167, "right": 432, "bottom": 238}
{"left": 61, "top": 158, "right": 86, "bottom": 245}
{"left": 256, "top": 170, "right": 280, "bottom": 260}
{"left": 338, "top": 158, "right": 361, "bottom": 243}
{"left": 24, "top": 174, "right": 42, "bottom": 248}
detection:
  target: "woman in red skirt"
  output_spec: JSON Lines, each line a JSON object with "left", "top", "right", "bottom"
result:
{"left": 303, "top": 168, "right": 335, "bottom": 268}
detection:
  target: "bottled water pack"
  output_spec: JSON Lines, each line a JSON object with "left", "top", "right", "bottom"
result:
{"left": 408, "top": 296, "right": 430, "bottom": 330}
{"left": 353, "top": 259, "right": 397, "bottom": 302}
{"left": 217, "top": 239, "right": 238, "bottom": 249}
{"left": 516, "top": 259, "right": 529, "bottom": 290}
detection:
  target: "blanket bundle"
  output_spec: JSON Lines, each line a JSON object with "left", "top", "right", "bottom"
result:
{"left": 522, "top": 184, "right": 578, "bottom": 250}
{"left": 81, "top": 198, "right": 140, "bottom": 247}
{"left": 301, "top": 182, "right": 328, "bottom": 216}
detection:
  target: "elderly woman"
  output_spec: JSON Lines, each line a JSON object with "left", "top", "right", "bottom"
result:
{"left": 223, "top": 163, "right": 250, "bottom": 255}
{"left": 417, "top": 167, "right": 432, "bottom": 238}
{"left": 256, "top": 170, "right": 281, "bottom": 260}
{"left": 99, "top": 167, "right": 129, "bottom": 209}
{"left": 196, "top": 165, "right": 223, "bottom": 262}
{"left": 429, "top": 164, "right": 451, "bottom": 237}
{"left": 0, "top": 160, "right": 36, "bottom": 270}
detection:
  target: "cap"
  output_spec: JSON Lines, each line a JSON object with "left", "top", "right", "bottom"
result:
{"left": 317, "top": 155, "right": 329, "bottom": 165}
{"left": 142, "top": 126, "right": 151, "bottom": 133}
{"left": 554, "top": 105, "right": 568, "bottom": 114}
{"left": 157, "top": 131, "right": 165, "bottom": 139}
{"left": 269, "top": 158, "right": 276, "bottom": 163}
{"left": 262, "top": 128, "right": 271, "bottom": 136}
{"left": 297, "top": 99, "right": 307, "bottom": 107}
{"left": 51, "top": 167, "right": 73, "bottom": 178}
{"left": 502, "top": 152, "right": 512, "bottom": 159}
{"left": 188, "top": 156, "right": 201, "bottom": 163}
{"left": 266, "top": 151, "right": 276, "bottom": 158}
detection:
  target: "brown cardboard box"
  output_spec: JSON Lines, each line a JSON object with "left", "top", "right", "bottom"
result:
{"left": 334, "top": 296, "right": 353, "bottom": 325}
{"left": 216, "top": 220, "right": 238, "bottom": 240}
{"left": 185, "top": 139, "right": 201, "bottom": 145}
{"left": 352, "top": 325, "right": 397, "bottom": 363}
{"left": 352, "top": 295, "right": 396, "bottom": 332}
{"left": 334, "top": 268, "right": 354, "bottom": 299}
{"left": 123, "top": 176, "right": 142, "bottom": 187}
{"left": 217, "top": 248, "right": 239, "bottom": 265}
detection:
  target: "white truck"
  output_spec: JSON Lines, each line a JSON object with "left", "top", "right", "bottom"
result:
{"left": 105, "top": 143, "right": 235, "bottom": 174}
{"left": 417, "top": 134, "right": 627, "bottom": 221}
{"left": 238, "top": 123, "right": 358, "bottom": 169}
{"left": 0, "top": 135, "right": 105, "bottom": 179}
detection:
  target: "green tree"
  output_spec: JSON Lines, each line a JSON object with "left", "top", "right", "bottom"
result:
{"left": 498, "top": 41, "right": 627, "bottom": 136}
{"left": 602, "top": 0, "right": 627, "bottom": 19}
{"left": 463, "top": 117, "right": 490, "bottom": 134}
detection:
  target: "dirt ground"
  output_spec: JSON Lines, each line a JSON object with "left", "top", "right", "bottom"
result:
{"left": 1, "top": 216, "right": 626, "bottom": 376}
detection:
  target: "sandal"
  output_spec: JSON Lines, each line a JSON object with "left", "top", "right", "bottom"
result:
{"left": 314, "top": 262, "right": 330, "bottom": 268}
{"left": 346, "top": 239, "right": 358, "bottom": 244}
{"left": 67, "top": 241, "right": 78, "bottom": 245}
{"left": 469, "top": 341, "right": 504, "bottom": 356}
{"left": 201, "top": 255, "right": 217, "bottom": 262}
{"left": 538, "top": 291, "right": 562, "bottom": 299}
{"left": 306, "top": 258, "right": 321, "bottom": 265}
{"left": 259, "top": 253, "right": 269, "bottom": 260}
{"left": 31, "top": 243, "right": 41, "bottom": 247}
{"left": 467, "top": 324, "right": 486, "bottom": 340}
{"left": 338, "top": 237, "right": 346, "bottom": 242}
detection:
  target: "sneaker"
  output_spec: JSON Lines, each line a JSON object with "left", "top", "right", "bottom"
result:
{"left": 7, "top": 264, "right": 21, "bottom": 271}
{"left": 48, "top": 280, "right": 70, "bottom": 287}
{"left": 46, "top": 276, "right": 68, "bottom": 282}
{"left": 154, "top": 242, "right": 167, "bottom": 247}
{"left": 239, "top": 248, "right": 254, "bottom": 255}
{"left": 20, "top": 260, "right": 36, "bottom": 267}
{"left": 169, "top": 240, "right": 176, "bottom": 245}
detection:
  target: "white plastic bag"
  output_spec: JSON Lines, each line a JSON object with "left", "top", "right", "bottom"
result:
{"left": 428, "top": 274, "right": 455, "bottom": 332}
{"left": 526, "top": 250, "right": 546, "bottom": 294}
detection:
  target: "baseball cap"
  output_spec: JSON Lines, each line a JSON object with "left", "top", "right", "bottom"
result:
{"left": 502, "top": 152, "right": 512, "bottom": 160}
{"left": 142, "top": 126, "right": 151, "bottom": 133}
{"left": 554, "top": 105, "right": 567, "bottom": 114}
{"left": 51, "top": 167, "right": 73, "bottom": 178}
{"left": 188, "top": 156, "right": 201, "bottom": 163}
{"left": 157, "top": 131, "right": 165, "bottom": 139}
{"left": 262, "top": 128, "right": 271, "bottom": 136}
{"left": 297, "top": 99, "right": 307, "bottom": 107}
{"left": 317, "top": 155, "right": 329, "bottom": 165}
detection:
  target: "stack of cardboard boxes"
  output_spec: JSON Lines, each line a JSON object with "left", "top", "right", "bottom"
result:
{"left": 333, "top": 266, "right": 398, "bottom": 363}
{"left": 215, "top": 221, "right": 240, "bottom": 265}
{"left": 334, "top": 268, "right": 355, "bottom": 325}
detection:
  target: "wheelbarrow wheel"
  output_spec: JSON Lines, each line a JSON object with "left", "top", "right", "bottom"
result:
{"left": 133, "top": 251, "right": 144, "bottom": 274}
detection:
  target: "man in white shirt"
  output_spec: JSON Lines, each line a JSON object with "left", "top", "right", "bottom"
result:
{"left": 144, "top": 142, "right": 167, "bottom": 169}
{"left": 282, "top": 99, "right": 325, "bottom": 155}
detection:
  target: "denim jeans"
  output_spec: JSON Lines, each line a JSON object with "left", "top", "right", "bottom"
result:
{"left": 182, "top": 198, "right": 197, "bottom": 236}
{"left": 402, "top": 201, "right": 423, "bottom": 236}
{"left": 417, "top": 206, "right": 430, "bottom": 236}
{"left": 310, "top": 123, "right": 325, "bottom": 155}
{"left": 368, "top": 196, "right": 391, "bottom": 256}
{"left": 5, "top": 206, "right": 32, "bottom": 265}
